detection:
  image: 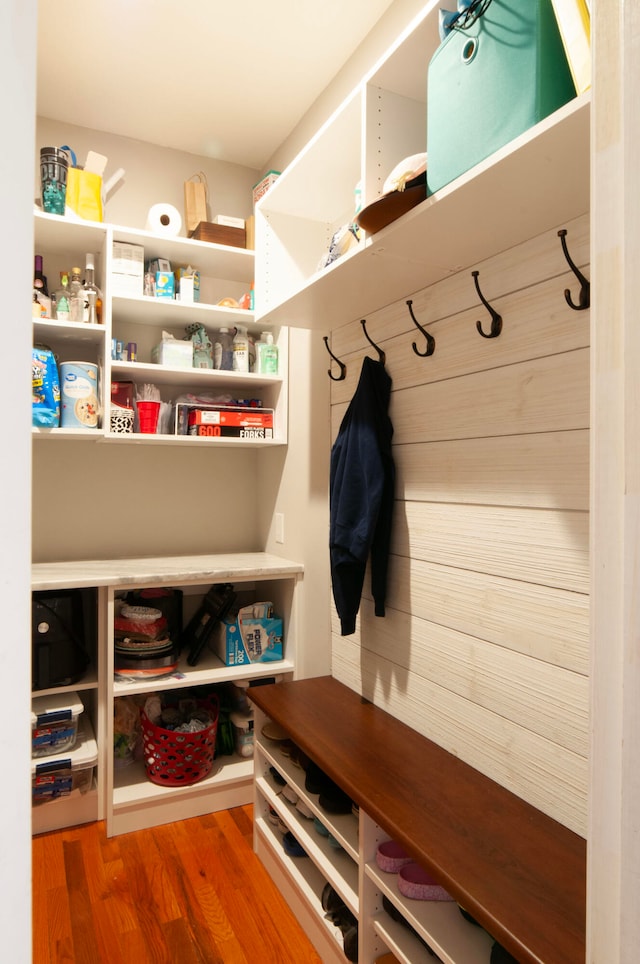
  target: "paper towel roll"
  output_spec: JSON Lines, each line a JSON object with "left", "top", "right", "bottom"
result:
{"left": 145, "top": 203, "right": 182, "bottom": 237}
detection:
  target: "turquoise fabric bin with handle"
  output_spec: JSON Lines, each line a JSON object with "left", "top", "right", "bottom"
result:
{"left": 426, "top": 0, "right": 576, "bottom": 196}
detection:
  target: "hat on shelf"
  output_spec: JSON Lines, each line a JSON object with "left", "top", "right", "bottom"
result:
{"left": 355, "top": 152, "right": 427, "bottom": 235}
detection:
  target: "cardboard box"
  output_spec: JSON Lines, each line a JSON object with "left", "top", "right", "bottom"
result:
{"left": 213, "top": 617, "right": 283, "bottom": 666}
{"left": 252, "top": 170, "right": 281, "bottom": 205}
{"left": 175, "top": 403, "right": 273, "bottom": 436}
{"left": 111, "top": 241, "right": 144, "bottom": 296}
{"left": 152, "top": 339, "right": 193, "bottom": 368}
{"left": 213, "top": 215, "right": 245, "bottom": 229}
{"left": 175, "top": 267, "right": 200, "bottom": 303}
{"left": 189, "top": 221, "right": 246, "bottom": 248}
{"left": 155, "top": 271, "right": 175, "bottom": 299}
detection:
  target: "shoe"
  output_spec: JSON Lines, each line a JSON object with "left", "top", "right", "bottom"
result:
{"left": 321, "top": 882, "right": 346, "bottom": 915}
{"left": 397, "top": 862, "right": 454, "bottom": 901}
{"left": 382, "top": 896, "right": 435, "bottom": 956}
{"left": 491, "top": 942, "right": 519, "bottom": 964}
{"left": 304, "top": 761, "right": 326, "bottom": 794}
{"left": 282, "top": 831, "right": 307, "bottom": 857}
{"left": 319, "top": 783, "right": 353, "bottom": 815}
{"left": 295, "top": 799, "right": 314, "bottom": 819}
{"left": 314, "top": 816, "right": 330, "bottom": 837}
{"left": 269, "top": 766, "right": 286, "bottom": 786}
{"left": 281, "top": 784, "right": 298, "bottom": 805}
{"left": 376, "top": 838, "right": 413, "bottom": 874}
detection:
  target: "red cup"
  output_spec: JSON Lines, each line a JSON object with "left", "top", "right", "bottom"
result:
{"left": 136, "top": 400, "right": 161, "bottom": 434}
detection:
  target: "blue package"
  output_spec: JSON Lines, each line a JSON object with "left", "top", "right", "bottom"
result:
{"left": 32, "top": 347, "right": 61, "bottom": 427}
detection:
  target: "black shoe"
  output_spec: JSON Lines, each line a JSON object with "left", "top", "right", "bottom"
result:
{"left": 319, "top": 783, "right": 353, "bottom": 815}
{"left": 304, "top": 761, "right": 326, "bottom": 794}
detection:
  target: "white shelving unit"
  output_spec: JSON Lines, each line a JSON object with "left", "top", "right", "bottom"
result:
{"left": 253, "top": 709, "right": 494, "bottom": 964}
{"left": 33, "top": 211, "right": 288, "bottom": 446}
{"left": 31, "top": 552, "right": 303, "bottom": 836}
{"left": 254, "top": 0, "right": 590, "bottom": 331}
{"left": 249, "top": 2, "right": 590, "bottom": 962}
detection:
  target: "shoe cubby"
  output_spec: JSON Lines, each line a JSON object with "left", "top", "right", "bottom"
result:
{"left": 249, "top": 677, "right": 585, "bottom": 964}
{"left": 254, "top": 724, "right": 359, "bottom": 916}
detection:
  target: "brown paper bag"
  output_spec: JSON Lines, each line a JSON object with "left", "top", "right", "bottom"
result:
{"left": 184, "top": 172, "right": 208, "bottom": 233}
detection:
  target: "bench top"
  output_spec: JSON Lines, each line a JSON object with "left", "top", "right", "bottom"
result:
{"left": 249, "top": 675, "right": 586, "bottom": 964}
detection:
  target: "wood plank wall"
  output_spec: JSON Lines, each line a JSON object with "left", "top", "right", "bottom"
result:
{"left": 328, "top": 213, "right": 590, "bottom": 836}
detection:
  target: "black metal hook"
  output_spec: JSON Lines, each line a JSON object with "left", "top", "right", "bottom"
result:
{"left": 323, "top": 335, "right": 346, "bottom": 381}
{"left": 472, "top": 270, "right": 502, "bottom": 339}
{"left": 361, "top": 319, "right": 386, "bottom": 365}
{"left": 406, "top": 300, "right": 435, "bottom": 357}
{"left": 558, "top": 229, "right": 590, "bottom": 310}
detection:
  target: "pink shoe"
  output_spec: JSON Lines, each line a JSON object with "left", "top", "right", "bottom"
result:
{"left": 397, "top": 862, "right": 454, "bottom": 901}
{"left": 376, "top": 839, "right": 413, "bottom": 874}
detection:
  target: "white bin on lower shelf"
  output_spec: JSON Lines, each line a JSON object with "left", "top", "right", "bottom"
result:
{"left": 32, "top": 715, "right": 97, "bottom": 804}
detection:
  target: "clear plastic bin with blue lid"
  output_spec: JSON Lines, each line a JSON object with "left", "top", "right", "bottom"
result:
{"left": 31, "top": 690, "right": 84, "bottom": 758}
{"left": 31, "top": 715, "right": 98, "bottom": 803}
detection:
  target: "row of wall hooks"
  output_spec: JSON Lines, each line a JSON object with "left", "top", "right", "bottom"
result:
{"left": 323, "top": 227, "right": 589, "bottom": 379}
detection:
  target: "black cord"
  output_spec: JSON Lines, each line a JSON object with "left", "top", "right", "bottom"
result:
{"left": 451, "top": 0, "right": 494, "bottom": 32}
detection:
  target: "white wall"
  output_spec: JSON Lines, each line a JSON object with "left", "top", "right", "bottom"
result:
{"left": 2, "top": 1, "right": 36, "bottom": 959}
{"left": 330, "top": 213, "right": 591, "bottom": 835}
{"left": 36, "top": 117, "right": 259, "bottom": 232}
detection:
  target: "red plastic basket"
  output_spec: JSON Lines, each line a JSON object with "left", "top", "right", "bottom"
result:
{"left": 140, "top": 696, "right": 219, "bottom": 786}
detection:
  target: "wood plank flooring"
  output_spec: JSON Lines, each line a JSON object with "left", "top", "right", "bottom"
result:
{"left": 32, "top": 806, "right": 322, "bottom": 964}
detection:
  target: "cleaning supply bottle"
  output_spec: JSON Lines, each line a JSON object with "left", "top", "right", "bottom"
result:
{"left": 214, "top": 327, "right": 234, "bottom": 371}
{"left": 232, "top": 325, "right": 249, "bottom": 372}
{"left": 256, "top": 332, "right": 279, "bottom": 375}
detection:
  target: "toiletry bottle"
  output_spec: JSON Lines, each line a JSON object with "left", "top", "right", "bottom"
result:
{"left": 233, "top": 325, "right": 249, "bottom": 372}
{"left": 214, "top": 327, "right": 234, "bottom": 371}
{"left": 257, "top": 332, "right": 279, "bottom": 374}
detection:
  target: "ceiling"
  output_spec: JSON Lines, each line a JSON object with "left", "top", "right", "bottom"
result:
{"left": 37, "top": 0, "right": 396, "bottom": 172}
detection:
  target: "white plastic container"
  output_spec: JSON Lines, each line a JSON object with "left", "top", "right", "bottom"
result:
{"left": 31, "top": 690, "right": 84, "bottom": 757}
{"left": 232, "top": 326, "right": 249, "bottom": 372}
{"left": 230, "top": 709, "right": 254, "bottom": 757}
{"left": 32, "top": 715, "right": 98, "bottom": 803}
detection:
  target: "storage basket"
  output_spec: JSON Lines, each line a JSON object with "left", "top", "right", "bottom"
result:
{"left": 140, "top": 696, "right": 219, "bottom": 786}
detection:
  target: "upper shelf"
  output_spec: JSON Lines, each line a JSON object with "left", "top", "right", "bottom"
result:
{"left": 256, "top": 92, "right": 590, "bottom": 330}
{"left": 33, "top": 212, "right": 254, "bottom": 285}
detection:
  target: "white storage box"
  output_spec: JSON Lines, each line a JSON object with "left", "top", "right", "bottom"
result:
{"left": 31, "top": 690, "right": 84, "bottom": 757}
{"left": 32, "top": 715, "right": 98, "bottom": 803}
{"left": 111, "top": 241, "right": 144, "bottom": 296}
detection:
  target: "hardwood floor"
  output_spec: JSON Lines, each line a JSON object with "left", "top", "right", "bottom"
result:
{"left": 32, "top": 806, "right": 322, "bottom": 964}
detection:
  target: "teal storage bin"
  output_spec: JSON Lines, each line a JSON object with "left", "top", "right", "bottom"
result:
{"left": 426, "top": 0, "right": 576, "bottom": 196}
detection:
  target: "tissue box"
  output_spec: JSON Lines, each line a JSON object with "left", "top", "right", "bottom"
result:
{"left": 152, "top": 339, "right": 193, "bottom": 368}
{"left": 214, "top": 617, "right": 283, "bottom": 666}
{"left": 111, "top": 242, "right": 144, "bottom": 296}
{"left": 175, "top": 267, "right": 200, "bottom": 303}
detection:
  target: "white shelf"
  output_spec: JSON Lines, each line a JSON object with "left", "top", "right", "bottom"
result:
{"left": 257, "top": 737, "right": 359, "bottom": 860}
{"left": 111, "top": 293, "right": 254, "bottom": 328}
{"left": 33, "top": 318, "right": 105, "bottom": 345}
{"left": 256, "top": 770, "right": 359, "bottom": 916}
{"left": 111, "top": 223, "right": 254, "bottom": 284}
{"left": 109, "top": 358, "right": 281, "bottom": 390}
{"left": 366, "top": 862, "right": 494, "bottom": 964}
{"left": 113, "top": 752, "right": 254, "bottom": 808}
{"left": 33, "top": 211, "right": 286, "bottom": 447}
{"left": 257, "top": 93, "right": 590, "bottom": 329}
{"left": 32, "top": 551, "right": 303, "bottom": 591}
{"left": 114, "top": 652, "right": 294, "bottom": 697}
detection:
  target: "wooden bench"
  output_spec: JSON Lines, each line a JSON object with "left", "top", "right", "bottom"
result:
{"left": 249, "top": 675, "right": 586, "bottom": 964}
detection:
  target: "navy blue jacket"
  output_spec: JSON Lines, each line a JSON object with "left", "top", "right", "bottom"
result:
{"left": 330, "top": 356, "right": 395, "bottom": 635}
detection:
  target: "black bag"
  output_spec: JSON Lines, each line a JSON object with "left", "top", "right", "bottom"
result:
{"left": 183, "top": 583, "right": 237, "bottom": 666}
{"left": 32, "top": 589, "right": 91, "bottom": 690}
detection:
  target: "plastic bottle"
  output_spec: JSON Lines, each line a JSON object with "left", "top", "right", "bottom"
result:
{"left": 256, "top": 332, "right": 279, "bottom": 375}
{"left": 213, "top": 327, "right": 234, "bottom": 371}
{"left": 232, "top": 325, "right": 249, "bottom": 372}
